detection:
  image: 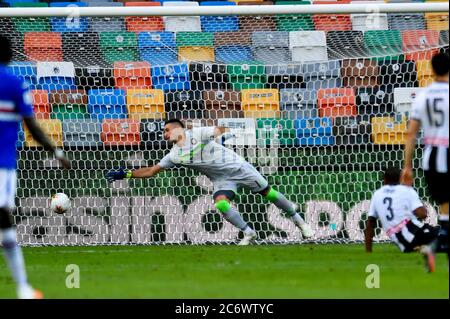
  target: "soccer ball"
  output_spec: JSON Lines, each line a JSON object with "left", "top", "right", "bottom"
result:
{"left": 50, "top": 193, "right": 71, "bottom": 214}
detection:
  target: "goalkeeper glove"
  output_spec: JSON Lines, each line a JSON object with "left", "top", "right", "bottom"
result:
{"left": 105, "top": 168, "right": 133, "bottom": 183}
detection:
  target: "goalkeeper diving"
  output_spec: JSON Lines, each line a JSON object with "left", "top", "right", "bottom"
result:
{"left": 105, "top": 119, "right": 315, "bottom": 245}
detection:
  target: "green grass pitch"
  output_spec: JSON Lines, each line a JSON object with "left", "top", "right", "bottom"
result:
{"left": 0, "top": 244, "right": 448, "bottom": 299}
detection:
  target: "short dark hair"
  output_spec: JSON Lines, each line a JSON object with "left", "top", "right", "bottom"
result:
{"left": 383, "top": 166, "right": 401, "bottom": 185}
{"left": 431, "top": 52, "right": 450, "bottom": 76}
{"left": 0, "top": 35, "right": 13, "bottom": 64}
{"left": 164, "top": 118, "right": 185, "bottom": 128}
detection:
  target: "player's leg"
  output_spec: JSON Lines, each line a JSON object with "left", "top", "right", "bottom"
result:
{"left": 424, "top": 170, "right": 449, "bottom": 258}
{"left": 213, "top": 186, "right": 257, "bottom": 245}
{"left": 258, "top": 186, "right": 314, "bottom": 238}
{"left": 0, "top": 170, "right": 42, "bottom": 299}
{"left": 237, "top": 162, "right": 315, "bottom": 238}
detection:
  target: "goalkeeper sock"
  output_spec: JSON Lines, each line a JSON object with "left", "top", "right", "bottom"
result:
{"left": 216, "top": 200, "right": 248, "bottom": 231}
{"left": 1, "top": 228, "right": 28, "bottom": 288}
{"left": 265, "top": 189, "right": 306, "bottom": 226}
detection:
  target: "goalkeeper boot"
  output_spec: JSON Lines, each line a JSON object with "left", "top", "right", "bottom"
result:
{"left": 17, "top": 284, "right": 44, "bottom": 299}
{"left": 238, "top": 229, "right": 257, "bottom": 246}
{"left": 299, "top": 223, "right": 315, "bottom": 239}
{"left": 420, "top": 244, "right": 436, "bottom": 273}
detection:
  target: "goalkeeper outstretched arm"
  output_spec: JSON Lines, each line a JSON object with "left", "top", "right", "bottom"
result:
{"left": 105, "top": 165, "right": 164, "bottom": 183}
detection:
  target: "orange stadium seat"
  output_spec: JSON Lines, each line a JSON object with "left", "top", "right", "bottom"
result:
{"left": 31, "top": 90, "right": 50, "bottom": 119}
{"left": 101, "top": 119, "right": 141, "bottom": 146}
{"left": 317, "top": 88, "right": 357, "bottom": 119}
{"left": 402, "top": 30, "right": 440, "bottom": 61}
{"left": 113, "top": 61, "right": 152, "bottom": 90}
{"left": 125, "top": 2, "right": 164, "bottom": 32}
{"left": 24, "top": 32, "right": 62, "bottom": 62}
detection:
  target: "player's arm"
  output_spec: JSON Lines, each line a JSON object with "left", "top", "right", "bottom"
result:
{"left": 401, "top": 119, "right": 421, "bottom": 186}
{"left": 364, "top": 216, "right": 377, "bottom": 253}
{"left": 105, "top": 165, "right": 164, "bottom": 183}
{"left": 17, "top": 80, "right": 70, "bottom": 169}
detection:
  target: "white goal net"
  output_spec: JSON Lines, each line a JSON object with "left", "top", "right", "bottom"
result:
{"left": 1, "top": 0, "right": 448, "bottom": 245}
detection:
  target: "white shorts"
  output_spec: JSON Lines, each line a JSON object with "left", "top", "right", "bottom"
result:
{"left": 212, "top": 162, "right": 269, "bottom": 195}
{"left": 0, "top": 169, "right": 17, "bottom": 209}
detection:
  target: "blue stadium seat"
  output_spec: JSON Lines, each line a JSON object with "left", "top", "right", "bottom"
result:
{"left": 295, "top": 117, "right": 335, "bottom": 146}
{"left": 50, "top": 2, "right": 89, "bottom": 33}
{"left": 8, "top": 62, "right": 38, "bottom": 89}
{"left": 215, "top": 45, "right": 253, "bottom": 64}
{"left": 200, "top": 1, "right": 239, "bottom": 32}
{"left": 138, "top": 32, "right": 178, "bottom": 65}
{"left": 151, "top": 63, "right": 191, "bottom": 92}
{"left": 87, "top": 89, "right": 127, "bottom": 121}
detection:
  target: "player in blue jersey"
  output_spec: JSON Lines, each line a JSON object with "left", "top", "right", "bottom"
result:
{"left": 0, "top": 35, "right": 70, "bottom": 299}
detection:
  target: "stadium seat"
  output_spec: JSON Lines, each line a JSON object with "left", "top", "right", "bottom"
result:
{"left": 302, "top": 60, "right": 341, "bottom": 81}
{"left": 75, "top": 66, "right": 115, "bottom": 89}
{"left": 202, "top": 89, "right": 243, "bottom": 119}
{"left": 140, "top": 119, "right": 168, "bottom": 149}
{"left": 241, "top": 88, "right": 281, "bottom": 118}
{"left": 252, "top": 31, "right": 291, "bottom": 64}
{"left": 393, "top": 87, "right": 422, "bottom": 114}
{"left": 289, "top": 31, "right": 328, "bottom": 62}
{"left": 36, "top": 61, "right": 77, "bottom": 91}
{"left": 305, "top": 78, "right": 342, "bottom": 91}
{"left": 189, "top": 63, "right": 230, "bottom": 90}
{"left": 87, "top": 88, "right": 128, "bottom": 121}
{"left": 62, "top": 32, "right": 107, "bottom": 68}
{"left": 256, "top": 118, "right": 298, "bottom": 146}
{"left": 425, "top": 12, "right": 449, "bottom": 31}
{"left": 214, "top": 31, "right": 253, "bottom": 63}
{"left": 312, "top": 2, "right": 352, "bottom": 32}
{"left": 31, "top": 90, "right": 51, "bottom": 119}
{"left": 151, "top": 63, "right": 191, "bottom": 91}
{"left": 24, "top": 32, "right": 63, "bottom": 62}
{"left": 317, "top": 88, "right": 357, "bottom": 119}
{"left": 12, "top": 2, "right": 50, "bottom": 33}
{"left": 200, "top": 1, "right": 239, "bottom": 32}
{"left": 350, "top": 13, "right": 389, "bottom": 32}
{"left": 8, "top": 62, "right": 37, "bottom": 89}
{"left": 227, "top": 63, "right": 267, "bottom": 91}
{"left": 88, "top": 2, "right": 125, "bottom": 32}
{"left": 138, "top": 32, "right": 177, "bottom": 66}
{"left": 101, "top": 119, "right": 141, "bottom": 147}
{"left": 294, "top": 117, "right": 335, "bottom": 146}
{"left": 364, "top": 30, "right": 403, "bottom": 61}
{"left": 355, "top": 85, "right": 394, "bottom": 115}
{"left": 326, "top": 31, "right": 369, "bottom": 59}
{"left": 49, "top": 89, "right": 89, "bottom": 121}
{"left": 163, "top": 1, "right": 202, "bottom": 32}
{"left": 341, "top": 58, "right": 379, "bottom": 87}
{"left": 265, "top": 63, "right": 304, "bottom": 89}
{"left": 371, "top": 115, "right": 407, "bottom": 145}
{"left": 124, "top": 2, "right": 164, "bottom": 33}
{"left": 24, "top": 119, "right": 63, "bottom": 147}
{"left": 239, "top": 15, "right": 277, "bottom": 32}
{"left": 416, "top": 59, "right": 434, "bottom": 87}
{"left": 388, "top": 13, "right": 425, "bottom": 30}
{"left": 378, "top": 59, "right": 419, "bottom": 89}
{"left": 275, "top": 1, "right": 314, "bottom": 32}
{"left": 176, "top": 32, "right": 215, "bottom": 62}
{"left": 62, "top": 119, "right": 103, "bottom": 148}
{"left": 402, "top": 30, "right": 440, "bottom": 61}
{"left": 126, "top": 88, "right": 166, "bottom": 120}
{"left": 113, "top": 61, "right": 152, "bottom": 90}
{"left": 164, "top": 90, "right": 205, "bottom": 119}
{"left": 279, "top": 88, "right": 318, "bottom": 119}
{"left": 333, "top": 115, "right": 371, "bottom": 145}
{"left": 49, "top": 2, "right": 89, "bottom": 33}
{"left": 99, "top": 32, "right": 138, "bottom": 65}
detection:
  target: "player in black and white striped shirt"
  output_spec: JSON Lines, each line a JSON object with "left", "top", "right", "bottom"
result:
{"left": 401, "top": 52, "right": 449, "bottom": 268}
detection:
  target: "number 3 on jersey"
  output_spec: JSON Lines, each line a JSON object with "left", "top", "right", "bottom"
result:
{"left": 383, "top": 197, "right": 394, "bottom": 221}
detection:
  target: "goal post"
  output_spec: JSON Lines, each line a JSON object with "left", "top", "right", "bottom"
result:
{"left": 1, "top": 1, "right": 448, "bottom": 246}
